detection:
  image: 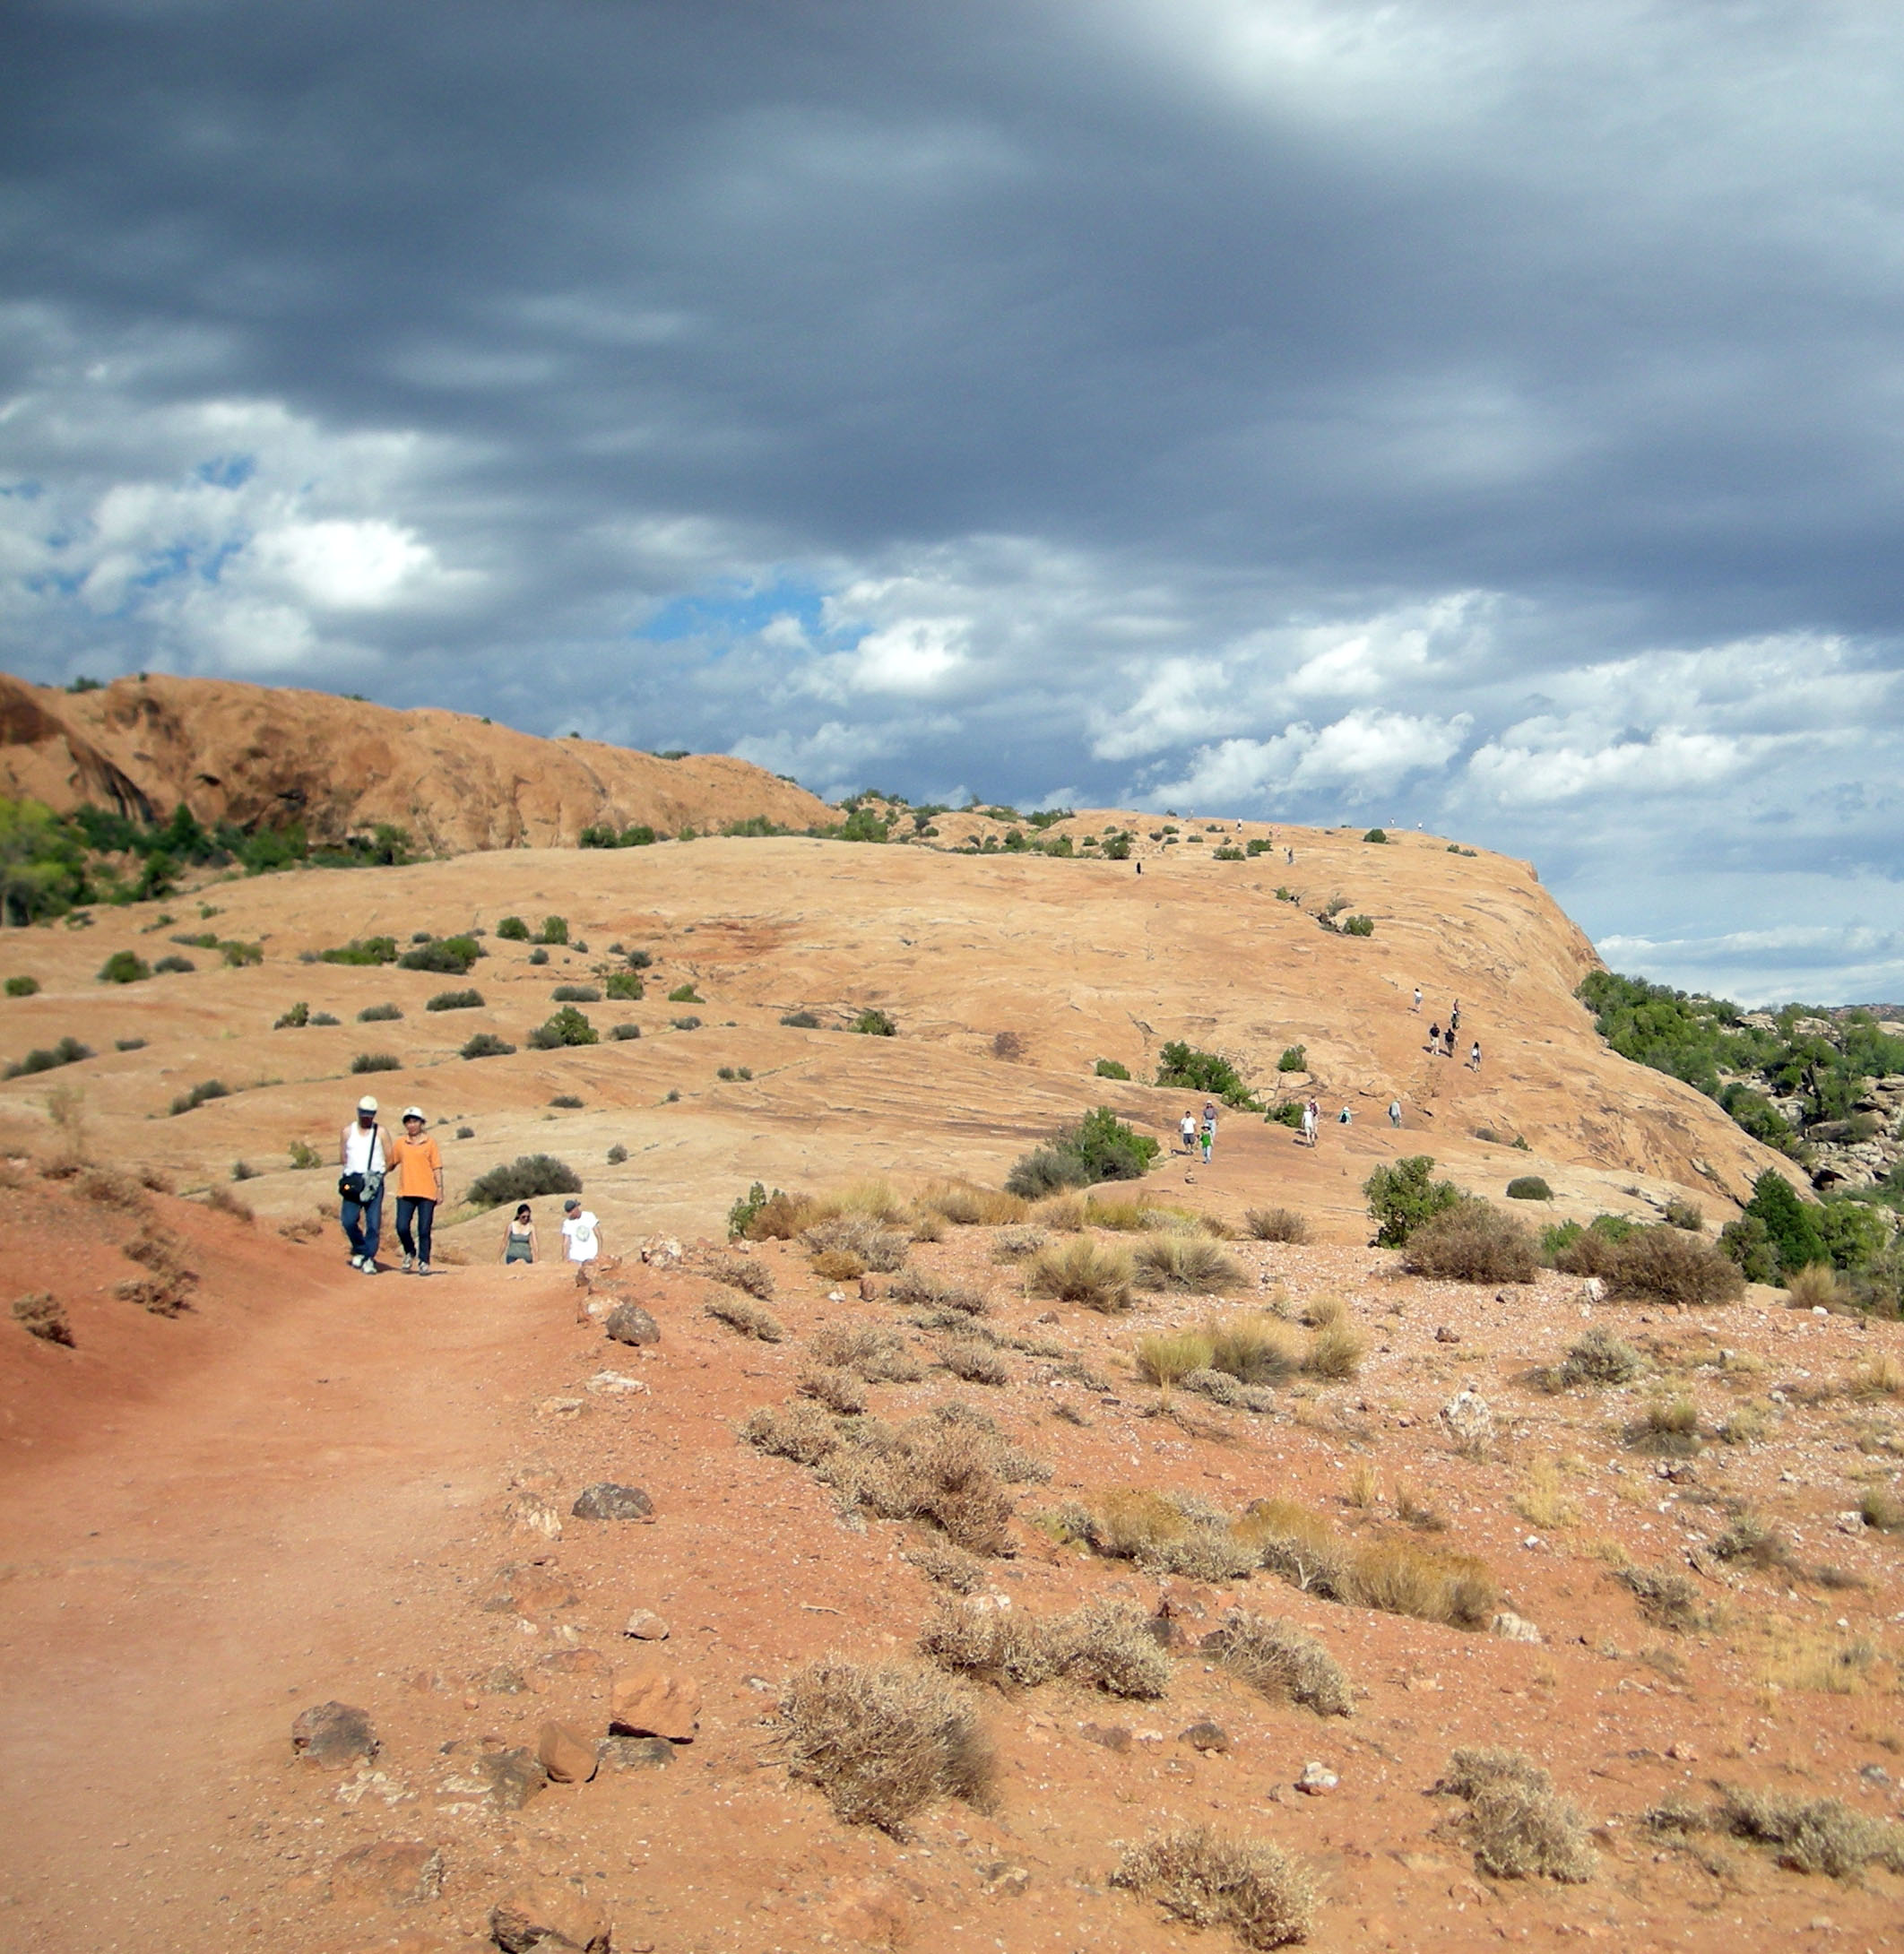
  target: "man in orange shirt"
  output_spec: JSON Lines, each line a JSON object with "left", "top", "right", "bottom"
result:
{"left": 392, "top": 1105, "right": 446, "bottom": 1275}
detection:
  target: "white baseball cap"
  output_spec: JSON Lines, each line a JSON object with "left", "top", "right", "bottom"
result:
{"left": 357, "top": 1095, "right": 379, "bottom": 1113}
{"left": 402, "top": 1105, "right": 425, "bottom": 1121}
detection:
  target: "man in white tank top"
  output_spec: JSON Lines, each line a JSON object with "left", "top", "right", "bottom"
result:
{"left": 338, "top": 1094, "right": 392, "bottom": 1273}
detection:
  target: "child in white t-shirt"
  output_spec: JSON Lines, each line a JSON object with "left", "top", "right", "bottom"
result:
{"left": 561, "top": 1197, "right": 601, "bottom": 1263}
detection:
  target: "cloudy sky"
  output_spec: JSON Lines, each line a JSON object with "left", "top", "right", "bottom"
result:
{"left": 4, "top": 2, "right": 1902, "bottom": 1004}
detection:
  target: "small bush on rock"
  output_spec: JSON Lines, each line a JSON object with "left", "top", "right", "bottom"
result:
{"left": 427, "top": 988, "right": 484, "bottom": 1011}
{"left": 1505, "top": 1175, "right": 1552, "bottom": 1200}
{"left": 1364, "top": 1154, "right": 1460, "bottom": 1247}
{"left": 1026, "top": 1236, "right": 1135, "bottom": 1312}
{"left": 461, "top": 1032, "right": 516, "bottom": 1059}
{"left": 1400, "top": 1201, "right": 1536, "bottom": 1283}
{"left": 1432, "top": 1750, "right": 1597, "bottom": 1883}
{"left": 467, "top": 1154, "right": 582, "bottom": 1208}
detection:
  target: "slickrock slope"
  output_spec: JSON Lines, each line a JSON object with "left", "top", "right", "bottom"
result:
{"left": 0, "top": 671, "right": 832, "bottom": 851}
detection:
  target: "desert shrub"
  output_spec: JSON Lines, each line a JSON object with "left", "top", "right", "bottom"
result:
{"left": 852, "top": 1007, "right": 896, "bottom": 1036}
{"left": 356, "top": 1001, "right": 402, "bottom": 1022}
{"left": 1614, "top": 1564, "right": 1705, "bottom": 1631}
{"left": 12, "top": 1289, "right": 73, "bottom": 1345}
{"left": 800, "top": 1366, "right": 868, "bottom": 1414}
{"left": 1304, "top": 1319, "right": 1365, "bottom": 1379}
{"left": 1699, "top": 1789, "right": 1904, "bottom": 1879}
{"left": 1026, "top": 1236, "right": 1135, "bottom": 1312}
{"left": 609, "top": 1021, "right": 641, "bottom": 1042}
{"left": 4, "top": 1034, "right": 93, "bottom": 1079}
{"left": 1859, "top": 1485, "right": 1904, "bottom": 1532}
{"left": 1432, "top": 1750, "right": 1596, "bottom": 1883}
{"left": 812, "top": 1247, "right": 864, "bottom": 1280}
{"left": 553, "top": 983, "right": 601, "bottom": 1002}
{"left": 496, "top": 915, "right": 530, "bottom": 941}
{"left": 781, "top": 1008, "right": 822, "bottom": 1028}
{"left": 917, "top": 1596, "right": 1060, "bottom": 1687}
{"left": 939, "top": 1338, "right": 1009, "bottom": 1386}
{"left": 1605, "top": 1225, "right": 1744, "bottom": 1306}
{"left": 1662, "top": 1197, "right": 1703, "bottom": 1231}
{"left": 466, "top": 1154, "right": 581, "bottom": 1208}
{"left": 426, "top": 988, "right": 484, "bottom": 1011}
{"left": 1155, "top": 1041, "right": 1259, "bottom": 1109}
{"left": 151, "top": 953, "right": 195, "bottom": 974}
{"left": 318, "top": 936, "right": 397, "bottom": 966}
{"left": 397, "top": 934, "right": 483, "bottom": 973}
{"left": 1134, "top": 1234, "right": 1244, "bottom": 1293}
{"left": 548, "top": 1093, "right": 584, "bottom": 1109}
{"left": 1059, "top": 1598, "right": 1175, "bottom": 1697}
{"left": 1784, "top": 1262, "right": 1839, "bottom": 1310}
{"left": 805, "top": 1215, "right": 910, "bottom": 1272}
{"left": 98, "top": 951, "right": 150, "bottom": 984}
{"left": 1400, "top": 1200, "right": 1536, "bottom": 1283}
{"left": 1204, "top": 1312, "right": 1303, "bottom": 1383}
{"left": 1742, "top": 1168, "right": 1828, "bottom": 1277}
{"left": 1007, "top": 1106, "right": 1161, "bottom": 1199}
{"left": 350, "top": 1051, "right": 401, "bottom": 1074}
{"left": 526, "top": 947, "right": 549, "bottom": 965}
{"left": 1347, "top": 1539, "right": 1495, "bottom": 1626}
{"left": 1243, "top": 1206, "right": 1308, "bottom": 1242}
{"left": 704, "top": 1297, "right": 785, "bottom": 1344}
{"left": 168, "top": 1078, "right": 229, "bottom": 1114}
{"left": 1202, "top": 1611, "right": 1353, "bottom": 1716}
{"left": 809, "top": 1320, "right": 925, "bottom": 1383}
{"left": 5, "top": 975, "right": 39, "bottom": 997}
{"left": 539, "top": 915, "right": 568, "bottom": 945}
{"left": 905, "top": 1539, "right": 985, "bottom": 1592}
{"left": 1005, "top": 1145, "right": 1092, "bottom": 1198}
{"left": 1716, "top": 1400, "right": 1773, "bottom": 1445}
{"left": 888, "top": 1267, "right": 989, "bottom": 1315}
{"left": 742, "top": 1189, "right": 824, "bottom": 1240}
{"left": 527, "top": 1004, "right": 597, "bottom": 1049}
{"left": 1094, "top": 1057, "right": 1130, "bottom": 1079}
{"left": 726, "top": 1181, "right": 777, "bottom": 1237}
{"left": 460, "top": 1031, "right": 515, "bottom": 1059}
{"left": 917, "top": 1181, "right": 1026, "bottom": 1227}
{"left": 603, "top": 969, "right": 642, "bottom": 1001}
{"left": 1341, "top": 914, "right": 1374, "bottom": 936}
{"left": 1628, "top": 1395, "right": 1701, "bottom": 1455}
{"left": 1136, "top": 1330, "right": 1216, "bottom": 1388}
{"left": 1559, "top": 1324, "right": 1642, "bottom": 1386}
{"left": 1112, "top": 1826, "right": 1316, "bottom": 1950}
{"left": 1505, "top": 1175, "right": 1552, "bottom": 1201}
{"left": 779, "top": 1656, "right": 995, "bottom": 1833}
{"left": 671, "top": 1015, "right": 702, "bottom": 1030}
{"left": 1364, "top": 1154, "right": 1461, "bottom": 1247}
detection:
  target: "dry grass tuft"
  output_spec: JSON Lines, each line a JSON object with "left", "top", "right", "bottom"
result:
{"left": 12, "top": 1291, "right": 73, "bottom": 1346}
{"left": 1400, "top": 1201, "right": 1536, "bottom": 1284}
{"left": 74, "top": 1167, "right": 152, "bottom": 1214}
{"left": 1030, "top": 1190, "right": 1086, "bottom": 1231}
{"left": 1784, "top": 1262, "right": 1841, "bottom": 1311}
{"left": 1298, "top": 1293, "right": 1346, "bottom": 1329}
{"left": 1700, "top": 1787, "right": 1904, "bottom": 1878}
{"left": 1760, "top": 1625, "right": 1880, "bottom": 1696}
{"left": 1628, "top": 1395, "right": 1702, "bottom": 1455}
{"left": 989, "top": 1224, "right": 1048, "bottom": 1261}
{"left": 779, "top": 1656, "right": 995, "bottom": 1833}
{"left": 1244, "top": 1206, "right": 1309, "bottom": 1243}
{"left": 1348, "top": 1538, "right": 1497, "bottom": 1627}
{"left": 704, "top": 1292, "right": 786, "bottom": 1341}
{"left": 920, "top": 1181, "right": 1027, "bottom": 1227}
{"left": 1512, "top": 1457, "right": 1579, "bottom": 1530}
{"left": 939, "top": 1338, "right": 1010, "bottom": 1387}
{"left": 1203, "top": 1610, "right": 1353, "bottom": 1716}
{"left": 1077, "top": 1490, "right": 1258, "bottom": 1581}
{"left": 904, "top": 1538, "right": 985, "bottom": 1593}
{"left": 1205, "top": 1312, "right": 1303, "bottom": 1383}
{"left": 1850, "top": 1352, "right": 1904, "bottom": 1397}
{"left": 1860, "top": 1484, "right": 1904, "bottom": 1532}
{"left": 1136, "top": 1329, "right": 1216, "bottom": 1389}
{"left": 1432, "top": 1748, "right": 1597, "bottom": 1883}
{"left": 1344, "top": 1460, "right": 1381, "bottom": 1510}
{"left": 809, "top": 1319, "right": 926, "bottom": 1383}
{"left": 810, "top": 1247, "right": 867, "bottom": 1281}
{"left": 117, "top": 1229, "right": 198, "bottom": 1316}
{"left": 1134, "top": 1234, "right": 1245, "bottom": 1293}
{"left": 1026, "top": 1236, "right": 1135, "bottom": 1312}
{"left": 1112, "top": 1826, "right": 1317, "bottom": 1950}
{"left": 888, "top": 1267, "right": 990, "bottom": 1315}
{"left": 1716, "top": 1400, "right": 1773, "bottom": 1445}
{"left": 1082, "top": 1193, "right": 1163, "bottom": 1232}
{"left": 705, "top": 1251, "right": 775, "bottom": 1299}
{"left": 204, "top": 1183, "right": 254, "bottom": 1223}
{"left": 1303, "top": 1320, "right": 1365, "bottom": 1380}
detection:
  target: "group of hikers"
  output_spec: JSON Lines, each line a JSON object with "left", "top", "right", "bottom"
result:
{"left": 336, "top": 1094, "right": 602, "bottom": 1275}
{"left": 1417, "top": 990, "right": 1482, "bottom": 1070}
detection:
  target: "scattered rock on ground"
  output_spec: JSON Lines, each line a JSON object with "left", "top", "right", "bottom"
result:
{"left": 537, "top": 1720, "right": 599, "bottom": 1785}
{"left": 571, "top": 1483, "right": 654, "bottom": 1522}
{"left": 622, "top": 1609, "right": 670, "bottom": 1640}
{"left": 597, "top": 1735, "right": 674, "bottom": 1772}
{"left": 1296, "top": 1760, "right": 1339, "bottom": 1795}
{"left": 291, "top": 1700, "right": 378, "bottom": 1768}
{"left": 1491, "top": 1610, "right": 1543, "bottom": 1643}
{"left": 507, "top": 1494, "right": 564, "bottom": 1540}
{"left": 980, "top": 1863, "right": 1032, "bottom": 1897}
{"left": 328, "top": 1839, "right": 445, "bottom": 1907}
{"left": 610, "top": 1662, "right": 701, "bottom": 1742}
{"left": 489, "top": 1878, "right": 612, "bottom": 1953}
{"left": 1181, "top": 1720, "right": 1229, "bottom": 1753}
{"left": 604, "top": 1302, "right": 660, "bottom": 1346}
{"left": 481, "top": 1562, "right": 578, "bottom": 1616}
{"left": 1439, "top": 1388, "right": 1493, "bottom": 1448}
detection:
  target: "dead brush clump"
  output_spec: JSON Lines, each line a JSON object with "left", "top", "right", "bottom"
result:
{"left": 800, "top": 1365, "right": 870, "bottom": 1415}
{"left": 1066, "top": 1489, "right": 1259, "bottom": 1582}
{"left": 1026, "top": 1235, "right": 1134, "bottom": 1312}
{"left": 811, "top": 1248, "right": 868, "bottom": 1281}
{"left": 1627, "top": 1395, "right": 1702, "bottom": 1455}
{"left": 1558, "top": 1324, "right": 1643, "bottom": 1387}
{"left": 888, "top": 1267, "right": 989, "bottom": 1315}
{"left": 704, "top": 1250, "right": 775, "bottom": 1299}
{"left": 938, "top": 1338, "right": 1009, "bottom": 1387}
{"left": 778, "top": 1656, "right": 995, "bottom": 1834}
{"left": 809, "top": 1319, "right": 925, "bottom": 1383}
{"left": 904, "top": 1537, "right": 986, "bottom": 1593}
{"left": 1784, "top": 1263, "right": 1840, "bottom": 1311}
{"left": 1399, "top": 1201, "right": 1536, "bottom": 1284}
{"left": 1201, "top": 1610, "right": 1353, "bottom": 1716}
{"left": 1850, "top": 1352, "right": 1904, "bottom": 1397}
{"left": 74, "top": 1166, "right": 152, "bottom": 1215}
{"left": 805, "top": 1215, "right": 911, "bottom": 1273}
{"left": 12, "top": 1291, "right": 73, "bottom": 1346}
{"left": 704, "top": 1291, "right": 786, "bottom": 1342}
{"left": 919, "top": 1595, "right": 1173, "bottom": 1699}
{"left": 1112, "top": 1825, "right": 1317, "bottom": 1951}
{"left": 117, "top": 1229, "right": 198, "bottom": 1316}
{"left": 989, "top": 1224, "right": 1047, "bottom": 1262}
{"left": 1607, "top": 1227, "right": 1744, "bottom": 1307}
{"left": 1649, "top": 1788, "right": 1904, "bottom": 1880}
{"left": 1432, "top": 1748, "right": 1597, "bottom": 1883}
{"left": 204, "top": 1184, "right": 254, "bottom": 1223}
{"left": 1243, "top": 1206, "right": 1309, "bottom": 1243}
{"left": 744, "top": 1189, "right": 827, "bottom": 1239}
{"left": 1133, "top": 1234, "right": 1245, "bottom": 1293}
{"left": 919, "top": 1181, "right": 1028, "bottom": 1228}
{"left": 1238, "top": 1499, "right": 1497, "bottom": 1625}
{"left": 1614, "top": 1563, "right": 1706, "bottom": 1633}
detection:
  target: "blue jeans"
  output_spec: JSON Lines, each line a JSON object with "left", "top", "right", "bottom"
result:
{"left": 342, "top": 1179, "right": 385, "bottom": 1261}
{"left": 394, "top": 1195, "right": 436, "bottom": 1265}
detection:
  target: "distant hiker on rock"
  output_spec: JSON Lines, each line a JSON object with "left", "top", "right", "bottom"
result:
{"left": 1443, "top": 1025, "right": 1457, "bottom": 1059}
{"left": 392, "top": 1104, "right": 444, "bottom": 1275}
{"left": 1426, "top": 1020, "right": 1441, "bottom": 1054}
{"left": 1389, "top": 1098, "right": 1403, "bottom": 1127}
{"left": 1470, "top": 1040, "right": 1483, "bottom": 1072}
{"left": 338, "top": 1094, "right": 391, "bottom": 1275}
{"left": 1450, "top": 999, "right": 1461, "bottom": 1033}
{"left": 1180, "top": 1109, "right": 1197, "bottom": 1154}
{"left": 1412, "top": 985, "right": 1423, "bottom": 1013}
{"left": 503, "top": 1203, "right": 538, "bottom": 1265}
{"left": 1199, "top": 1104, "right": 1216, "bottom": 1163}
{"left": 561, "top": 1196, "right": 602, "bottom": 1266}
{"left": 1301, "top": 1098, "right": 1319, "bottom": 1146}
{"left": 1337, "top": 1103, "right": 1353, "bottom": 1125}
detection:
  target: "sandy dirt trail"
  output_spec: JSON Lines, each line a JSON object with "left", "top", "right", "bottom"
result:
{"left": 0, "top": 1253, "right": 575, "bottom": 1950}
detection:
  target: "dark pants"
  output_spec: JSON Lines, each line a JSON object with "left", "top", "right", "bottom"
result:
{"left": 395, "top": 1196, "right": 436, "bottom": 1265}
{"left": 342, "top": 1180, "right": 385, "bottom": 1261}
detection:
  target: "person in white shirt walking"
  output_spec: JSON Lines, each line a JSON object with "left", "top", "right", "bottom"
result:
{"left": 561, "top": 1197, "right": 602, "bottom": 1266}
{"left": 337, "top": 1094, "right": 392, "bottom": 1274}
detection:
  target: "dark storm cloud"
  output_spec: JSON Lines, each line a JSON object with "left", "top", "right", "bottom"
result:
{"left": 3, "top": 1, "right": 1901, "bottom": 997}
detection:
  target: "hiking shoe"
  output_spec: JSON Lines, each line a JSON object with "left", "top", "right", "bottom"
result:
{"left": 416, "top": 1263, "right": 431, "bottom": 1277}
{"left": 360, "top": 1259, "right": 379, "bottom": 1275}
{"left": 349, "top": 1254, "right": 366, "bottom": 1271}
{"left": 401, "top": 1254, "right": 414, "bottom": 1274}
